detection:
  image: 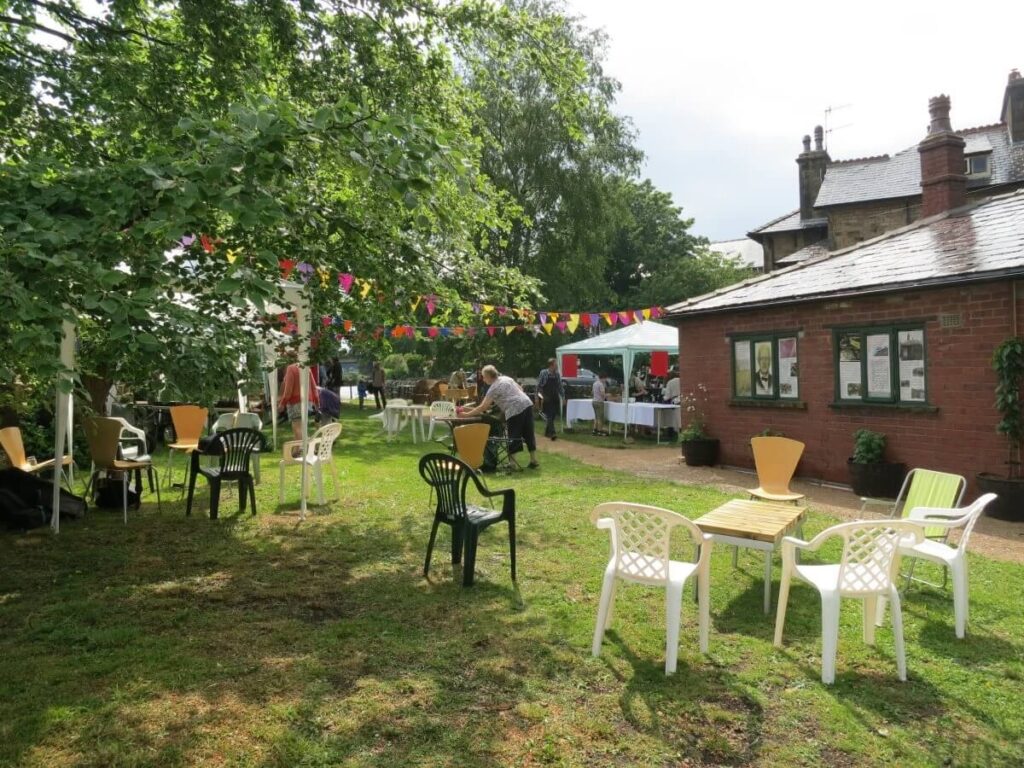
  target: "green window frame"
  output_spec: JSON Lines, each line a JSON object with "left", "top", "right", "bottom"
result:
{"left": 833, "top": 325, "right": 927, "bottom": 405}
{"left": 731, "top": 332, "right": 800, "bottom": 401}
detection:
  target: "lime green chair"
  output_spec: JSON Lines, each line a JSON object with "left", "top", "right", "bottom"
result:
{"left": 861, "top": 468, "right": 967, "bottom": 588}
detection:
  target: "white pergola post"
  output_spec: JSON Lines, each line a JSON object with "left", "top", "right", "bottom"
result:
{"left": 51, "top": 319, "right": 76, "bottom": 533}
{"left": 282, "top": 284, "right": 311, "bottom": 520}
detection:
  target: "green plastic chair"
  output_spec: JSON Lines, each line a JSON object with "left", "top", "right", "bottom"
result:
{"left": 861, "top": 468, "right": 967, "bottom": 587}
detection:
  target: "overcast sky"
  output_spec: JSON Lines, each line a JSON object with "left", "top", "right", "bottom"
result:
{"left": 562, "top": 0, "right": 1024, "bottom": 242}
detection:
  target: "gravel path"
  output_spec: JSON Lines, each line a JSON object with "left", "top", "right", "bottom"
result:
{"left": 536, "top": 436, "right": 1024, "bottom": 563}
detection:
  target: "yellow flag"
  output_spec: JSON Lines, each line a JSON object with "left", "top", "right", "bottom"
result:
{"left": 642, "top": 308, "right": 652, "bottom": 320}
{"left": 543, "top": 322, "right": 554, "bottom": 335}
{"left": 317, "top": 266, "right": 331, "bottom": 288}
{"left": 226, "top": 248, "right": 240, "bottom": 264}
{"left": 482, "top": 304, "right": 494, "bottom": 314}
{"left": 567, "top": 315, "right": 579, "bottom": 333}
{"left": 601, "top": 312, "right": 613, "bottom": 326}
{"left": 410, "top": 295, "right": 422, "bottom": 312}
{"left": 359, "top": 280, "right": 372, "bottom": 299}
{"left": 505, "top": 325, "right": 516, "bottom": 335}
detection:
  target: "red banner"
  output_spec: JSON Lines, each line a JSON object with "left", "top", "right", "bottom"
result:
{"left": 561, "top": 354, "right": 578, "bottom": 377}
{"left": 650, "top": 350, "right": 669, "bottom": 377}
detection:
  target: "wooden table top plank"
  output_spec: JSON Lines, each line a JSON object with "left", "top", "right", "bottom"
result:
{"left": 694, "top": 499, "right": 807, "bottom": 543}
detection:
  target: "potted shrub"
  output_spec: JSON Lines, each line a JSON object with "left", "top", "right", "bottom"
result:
{"left": 679, "top": 384, "right": 719, "bottom": 466}
{"left": 977, "top": 337, "right": 1024, "bottom": 520}
{"left": 847, "top": 428, "right": 906, "bottom": 498}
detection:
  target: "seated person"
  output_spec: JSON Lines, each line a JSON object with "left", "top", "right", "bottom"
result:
{"left": 630, "top": 370, "right": 649, "bottom": 401}
{"left": 317, "top": 386, "right": 341, "bottom": 424}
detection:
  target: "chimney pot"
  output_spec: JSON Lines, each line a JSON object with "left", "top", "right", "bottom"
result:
{"left": 928, "top": 95, "right": 954, "bottom": 134}
{"left": 1010, "top": 68, "right": 1021, "bottom": 84}
{"left": 802, "top": 135, "right": 811, "bottom": 152}
{"left": 813, "top": 125, "right": 824, "bottom": 151}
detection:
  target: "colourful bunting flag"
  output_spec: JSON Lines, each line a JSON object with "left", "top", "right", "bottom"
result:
{"left": 343, "top": 319, "right": 353, "bottom": 332}
{"left": 279, "top": 259, "right": 296, "bottom": 280}
{"left": 226, "top": 248, "right": 240, "bottom": 264}
{"left": 359, "top": 280, "right": 372, "bottom": 299}
{"left": 642, "top": 308, "right": 652, "bottom": 320}
{"left": 425, "top": 296, "right": 436, "bottom": 315}
{"left": 567, "top": 315, "right": 580, "bottom": 334}
{"left": 339, "top": 273, "right": 354, "bottom": 293}
{"left": 179, "top": 234, "right": 196, "bottom": 248}
{"left": 487, "top": 327, "right": 497, "bottom": 337}
{"left": 428, "top": 327, "right": 439, "bottom": 338}
{"left": 555, "top": 321, "right": 567, "bottom": 333}
{"left": 538, "top": 312, "right": 548, "bottom": 325}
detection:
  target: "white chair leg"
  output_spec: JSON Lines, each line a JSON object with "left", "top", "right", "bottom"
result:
{"left": 697, "top": 570, "right": 710, "bottom": 654}
{"left": 604, "top": 579, "right": 618, "bottom": 628}
{"left": 122, "top": 472, "right": 128, "bottom": 525}
{"left": 875, "top": 594, "right": 887, "bottom": 627}
{"left": 889, "top": 587, "right": 908, "bottom": 681}
{"left": 592, "top": 570, "right": 616, "bottom": 657}
{"left": 863, "top": 595, "right": 877, "bottom": 645}
{"left": 279, "top": 463, "right": 286, "bottom": 504}
{"left": 315, "top": 464, "right": 325, "bottom": 505}
{"left": 951, "top": 559, "right": 968, "bottom": 639}
{"left": 665, "top": 581, "right": 684, "bottom": 675}
{"left": 773, "top": 568, "right": 792, "bottom": 647}
{"left": 820, "top": 594, "right": 841, "bottom": 685}
{"left": 427, "top": 419, "right": 435, "bottom": 441}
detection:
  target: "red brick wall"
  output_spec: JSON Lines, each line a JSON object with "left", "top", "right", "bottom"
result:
{"left": 675, "top": 280, "right": 1023, "bottom": 491}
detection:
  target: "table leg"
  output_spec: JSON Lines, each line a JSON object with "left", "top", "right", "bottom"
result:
{"left": 764, "top": 550, "right": 773, "bottom": 614}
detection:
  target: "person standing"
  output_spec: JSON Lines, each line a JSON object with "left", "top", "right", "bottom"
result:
{"left": 592, "top": 372, "right": 609, "bottom": 436}
{"left": 459, "top": 365, "right": 540, "bottom": 469}
{"left": 326, "top": 357, "right": 343, "bottom": 390}
{"left": 536, "top": 358, "right": 563, "bottom": 440}
{"left": 356, "top": 378, "right": 368, "bottom": 410}
{"left": 371, "top": 361, "right": 387, "bottom": 409}
{"left": 279, "top": 358, "right": 320, "bottom": 440}
{"left": 662, "top": 368, "right": 680, "bottom": 404}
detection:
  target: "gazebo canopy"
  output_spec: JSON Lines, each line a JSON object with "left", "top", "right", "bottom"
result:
{"left": 555, "top": 320, "right": 678, "bottom": 359}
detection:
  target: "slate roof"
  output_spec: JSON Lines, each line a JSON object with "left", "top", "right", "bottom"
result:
{"left": 665, "top": 189, "right": 1024, "bottom": 317}
{"left": 775, "top": 242, "right": 829, "bottom": 267}
{"left": 748, "top": 209, "right": 828, "bottom": 237}
{"left": 815, "top": 123, "right": 1024, "bottom": 208}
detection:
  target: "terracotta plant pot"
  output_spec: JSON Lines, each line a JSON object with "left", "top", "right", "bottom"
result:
{"left": 976, "top": 473, "right": 1024, "bottom": 521}
{"left": 681, "top": 438, "right": 719, "bottom": 467}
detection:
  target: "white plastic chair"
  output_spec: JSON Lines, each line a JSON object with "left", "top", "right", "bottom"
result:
{"left": 590, "top": 502, "right": 713, "bottom": 675}
{"left": 368, "top": 398, "right": 407, "bottom": 434}
{"left": 774, "top": 520, "right": 924, "bottom": 684}
{"left": 876, "top": 493, "right": 997, "bottom": 639}
{"left": 279, "top": 422, "right": 342, "bottom": 505}
{"left": 426, "top": 400, "right": 457, "bottom": 441}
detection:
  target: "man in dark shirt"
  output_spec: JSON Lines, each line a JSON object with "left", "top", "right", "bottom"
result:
{"left": 536, "top": 358, "right": 563, "bottom": 440}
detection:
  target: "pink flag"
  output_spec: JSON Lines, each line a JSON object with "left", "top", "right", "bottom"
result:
{"left": 428, "top": 327, "right": 439, "bottom": 338}
{"left": 339, "top": 273, "right": 354, "bottom": 293}
{"left": 555, "top": 321, "right": 567, "bottom": 333}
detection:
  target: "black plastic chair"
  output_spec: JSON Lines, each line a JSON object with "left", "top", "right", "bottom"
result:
{"left": 418, "top": 453, "right": 516, "bottom": 587}
{"left": 186, "top": 428, "right": 266, "bottom": 519}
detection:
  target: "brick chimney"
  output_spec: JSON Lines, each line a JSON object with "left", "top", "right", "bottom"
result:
{"left": 796, "top": 125, "right": 829, "bottom": 220}
{"left": 1002, "top": 69, "right": 1024, "bottom": 143}
{"left": 918, "top": 95, "right": 966, "bottom": 217}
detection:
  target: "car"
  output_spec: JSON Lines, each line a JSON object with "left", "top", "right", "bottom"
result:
{"left": 561, "top": 368, "right": 618, "bottom": 387}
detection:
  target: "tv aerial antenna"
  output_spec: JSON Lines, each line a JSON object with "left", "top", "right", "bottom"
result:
{"left": 823, "top": 103, "right": 853, "bottom": 151}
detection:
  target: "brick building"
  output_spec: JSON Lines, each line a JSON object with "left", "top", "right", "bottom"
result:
{"left": 748, "top": 70, "right": 1024, "bottom": 272}
{"left": 663, "top": 89, "right": 1024, "bottom": 489}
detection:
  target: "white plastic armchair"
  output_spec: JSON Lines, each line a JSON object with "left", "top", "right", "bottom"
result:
{"left": 368, "top": 398, "right": 408, "bottom": 435}
{"left": 774, "top": 520, "right": 924, "bottom": 684}
{"left": 426, "top": 400, "right": 457, "bottom": 441}
{"left": 590, "top": 502, "right": 713, "bottom": 675}
{"left": 279, "top": 422, "right": 342, "bottom": 505}
{"left": 111, "top": 417, "right": 148, "bottom": 461}
{"left": 876, "top": 493, "right": 997, "bottom": 639}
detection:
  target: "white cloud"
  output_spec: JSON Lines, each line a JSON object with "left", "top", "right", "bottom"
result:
{"left": 564, "top": 0, "right": 1024, "bottom": 239}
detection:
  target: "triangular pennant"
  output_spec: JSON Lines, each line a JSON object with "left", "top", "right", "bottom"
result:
{"left": 279, "top": 259, "right": 296, "bottom": 280}
{"left": 642, "top": 308, "right": 652, "bottom": 320}
{"left": 538, "top": 312, "right": 548, "bottom": 325}
{"left": 504, "top": 325, "right": 515, "bottom": 335}
{"left": 555, "top": 321, "right": 567, "bottom": 333}
{"left": 226, "top": 248, "right": 240, "bottom": 264}
{"left": 471, "top": 302, "right": 481, "bottom": 313}
{"left": 567, "top": 315, "right": 580, "bottom": 334}
{"left": 339, "top": 273, "right": 354, "bottom": 294}
{"left": 425, "top": 296, "right": 436, "bottom": 316}
{"left": 343, "top": 319, "right": 353, "bottom": 332}
{"left": 453, "top": 327, "right": 464, "bottom": 337}
{"left": 179, "top": 234, "right": 196, "bottom": 248}
{"left": 359, "top": 280, "right": 372, "bottom": 299}
{"left": 317, "top": 266, "right": 331, "bottom": 288}
{"left": 321, "top": 315, "right": 332, "bottom": 328}
{"left": 580, "top": 313, "right": 591, "bottom": 328}
{"left": 590, "top": 313, "right": 600, "bottom": 327}
{"left": 608, "top": 311, "right": 619, "bottom": 325}
{"left": 200, "top": 234, "right": 216, "bottom": 254}
{"left": 619, "top": 310, "right": 632, "bottom": 325}
{"left": 543, "top": 322, "right": 553, "bottom": 335}
{"left": 650, "top": 306, "right": 662, "bottom": 319}
{"left": 482, "top": 304, "right": 494, "bottom": 314}
{"left": 439, "top": 327, "right": 451, "bottom": 337}
{"left": 602, "top": 312, "right": 613, "bottom": 326}
{"left": 497, "top": 306, "right": 508, "bottom": 316}
{"left": 486, "top": 327, "right": 497, "bottom": 337}
{"left": 428, "top": 327, "right": 439, "bottom": 338}
{"left": 410, "top": 295, "right": 422, "bottom": 312}
{"left": 297, "top": 262, "right": 314, "bottom": 283}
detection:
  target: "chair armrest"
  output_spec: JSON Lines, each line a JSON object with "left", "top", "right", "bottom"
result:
{"left": 595, "top": 517, "right": 614, "bottom": 530}
{"left": 905, "top": 506, "right": 968, "bottom": 529}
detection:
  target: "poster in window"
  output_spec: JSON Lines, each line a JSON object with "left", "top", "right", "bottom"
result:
{"left": 733, "top": 340, "right": 752, "bottom": 397}
{"left": 777, "top": 336, "right": 798, "bottom": 399}
{"left": 754, "top": 340, "right": 774, "bottom": 395}
{"left": 866, "top": 333, "right": 892, "bottom": 398}
{"left": 838, "top": 333, "right": 862, "bottom": 399}
{"left": 898, "top": 330, "right": 926, "bottom": 402}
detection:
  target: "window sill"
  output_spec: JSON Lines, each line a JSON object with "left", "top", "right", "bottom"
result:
{"left": 729, "top": 399, "right": 807, "bottom": 410}
{"left": 828, "top": 401, "right": 939, "bottom": 413}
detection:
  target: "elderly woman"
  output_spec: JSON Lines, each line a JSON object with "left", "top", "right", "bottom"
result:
{"left": 459, "top": 364, "right": 540, "bottom": 469}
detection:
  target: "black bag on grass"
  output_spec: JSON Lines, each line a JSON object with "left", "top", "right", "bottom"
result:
{"left": 0, "top": 468, "right": 87, "bottom": 528}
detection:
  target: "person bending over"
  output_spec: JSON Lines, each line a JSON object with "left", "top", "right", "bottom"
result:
{"left": 458, "top": 364, "right": 539, "bottom": 469}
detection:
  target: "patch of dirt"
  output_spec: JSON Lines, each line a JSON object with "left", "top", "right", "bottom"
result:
{"left": 538, "top": 440, "right": 1024, "bottom": 563}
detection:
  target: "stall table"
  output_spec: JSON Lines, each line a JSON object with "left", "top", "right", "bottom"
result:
{"left": 565, "top": 399, "right": 680, "bottom": 443}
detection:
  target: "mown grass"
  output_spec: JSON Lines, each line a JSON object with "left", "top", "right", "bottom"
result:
{"left": 0, "top": 403, "right": 1022, "bottom": 767}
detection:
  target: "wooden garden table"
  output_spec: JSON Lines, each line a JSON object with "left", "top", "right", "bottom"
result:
{"left": 694, "top": 499, "right": 807, "bottom": 614}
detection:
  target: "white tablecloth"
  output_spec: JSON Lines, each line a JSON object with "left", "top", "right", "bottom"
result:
{"left": 565, "top": 399, "right": 680, "bottom": 430}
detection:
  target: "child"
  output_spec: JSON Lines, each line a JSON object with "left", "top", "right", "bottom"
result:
{"left": 357, "top": 378, "right": 367, "bottom": 410}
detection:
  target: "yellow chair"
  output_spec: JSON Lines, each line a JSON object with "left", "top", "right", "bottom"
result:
{"left": 748, "top": 436, "right": 806, "bottom": 503}
{"left": 0, "top": 426, "right": 73, "bottom": 486}
{"left": 164, "top": 405, "right": 208, "bottom": 490}
{"left": 84, "top": 417, "right": 161, "bottom": 523}
{"left": 453, "top": 423, "right": 489, "bottom": 472}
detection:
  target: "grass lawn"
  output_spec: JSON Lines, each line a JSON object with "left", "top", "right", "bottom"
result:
{"left": 1, "top": 402, "right": 1022, "bottom": 767}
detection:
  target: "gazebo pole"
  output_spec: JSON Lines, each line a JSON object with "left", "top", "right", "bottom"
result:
{"left": 51, "top": 318, "right": 76, "bottom": 533}
{"left": 282, "top": 284, "right": 311, "bottom": 521}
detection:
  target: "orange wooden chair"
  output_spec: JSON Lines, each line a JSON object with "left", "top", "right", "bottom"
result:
{"left": 747, "top": 436, "right": 806, "bottom": 503}
{"left": 164, "top": 405, "right": 208, "bottom": 490}
{"left": 84, "top": 417, "right": 161, "bottom": 523}
{"left": 0, "top": 426, "right": 73, "bottom": 487}
{"left": 453, "top": 423, "right": 490, "bottom": 473}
